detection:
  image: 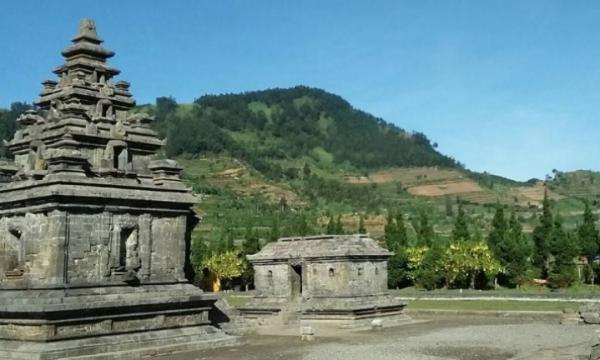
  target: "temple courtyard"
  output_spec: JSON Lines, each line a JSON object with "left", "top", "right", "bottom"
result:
{"left": 165, "top": 315, "right": 597, "bottom": 360}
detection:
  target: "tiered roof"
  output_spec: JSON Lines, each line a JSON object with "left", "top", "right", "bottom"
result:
{"left": 6, "top": 19, "right": 164, "bottom": 177}
{"left": 247, "top": 234, "right": 392, "bottom": 262}
{"left": 36, "top": 19, "right": 132, "bottom": 113}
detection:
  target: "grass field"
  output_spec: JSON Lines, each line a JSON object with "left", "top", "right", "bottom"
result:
{"left": 394, "top": 284, "right": 600, "bottom": 297}
{"left": 222, "top": 293, "right": 580, "bottom": 313}
{"left": 406, "top": 299, "right": 578, "bottom": 312}
{"left": 224, "top": 294, "right": 252, "bottom": 307}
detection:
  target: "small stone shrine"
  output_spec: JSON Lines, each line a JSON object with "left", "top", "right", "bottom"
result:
{"left": 0, "top": 19, "right": 234, "bottom": 359}
{"left": 239, "top": 234, "right": 409, "bottom": 329}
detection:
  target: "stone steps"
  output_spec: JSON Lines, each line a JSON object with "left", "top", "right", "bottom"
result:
{"left": 0, "top": 326, "right": 238, "bottom": 360}
{"left": 212, "top": 299, "right": 255, "bottom": 336}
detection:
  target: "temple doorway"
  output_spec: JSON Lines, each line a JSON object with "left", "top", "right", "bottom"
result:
{"left": 290, "top": 265, "right": 302, "bottom": 299}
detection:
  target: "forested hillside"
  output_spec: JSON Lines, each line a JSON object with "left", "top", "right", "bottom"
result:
{"left": 142, "top": 86, "right": 459, "bottom": 179}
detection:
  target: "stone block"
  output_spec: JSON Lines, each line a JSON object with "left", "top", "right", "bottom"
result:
{"left": 371, "top": 318, "right": 384, "bottom": 330}
{"left": 300, "top": 326, "right": 315, "bottom": 341}
{"left": 581, "top": 312, "right": 600, "bottom": 324}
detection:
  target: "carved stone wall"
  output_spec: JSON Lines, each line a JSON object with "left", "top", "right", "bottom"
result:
{"left": 303, "top": 260, "right": 388, "bottom": 297}
{"left": 0, "top": 210, "right": 190, "bottom": 289}
{"left": 0, "top": 212, "right": 66, "bottom": 288}
{"left": 254, "top": 263, "right": 292, "bottom": 298}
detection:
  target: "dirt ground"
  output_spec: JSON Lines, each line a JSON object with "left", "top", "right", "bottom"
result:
{"left": 163, "top": 315, "right": 598, "bottom": 360}
{"left": 407, "top": 181, "right": 482, "bottom": 197}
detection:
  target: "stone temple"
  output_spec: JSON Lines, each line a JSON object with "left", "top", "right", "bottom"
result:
{"left": 0, "top": 19, "right": 234, "bottom": 359}
{"left": 239, "top": 235, "right": 409, "bottom": 329}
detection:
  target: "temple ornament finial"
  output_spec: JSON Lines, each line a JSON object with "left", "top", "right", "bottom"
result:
{"left": 72, "top": 18, "right": 102, "bottom": 44}
{"left": 79, "top": 18, "right": 97, "bottom": 37}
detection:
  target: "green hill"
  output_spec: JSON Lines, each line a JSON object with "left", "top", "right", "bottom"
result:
{"left": 142, "top": 86, "right": 459, "bottom": 177}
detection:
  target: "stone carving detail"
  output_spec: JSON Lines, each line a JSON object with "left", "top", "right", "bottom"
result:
{"left": 104, "top": 140, "right": 130, "bottom": 171}
{"left": 94, "top": 98, "right": 115, "bottom": 121}
{"left": 1, "top": 228, "right": 23, "bottom": 278}
{"left": 111, "top": 217, "right": 141, "bottom": 278}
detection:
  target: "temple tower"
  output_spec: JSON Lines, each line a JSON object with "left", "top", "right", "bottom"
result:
{"left": 0, "top": 19, "right": 234, "bottom": 359}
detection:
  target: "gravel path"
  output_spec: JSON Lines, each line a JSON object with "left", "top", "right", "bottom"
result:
{"left": 167, "top": 316, "right": 598, "bottom": 360}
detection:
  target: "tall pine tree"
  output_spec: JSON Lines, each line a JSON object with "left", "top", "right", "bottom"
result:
{"left": 487, "top": 202, "right": 507, "bottom": 257}
{"left": 416, "top": 211, "right": 434, "bottom": 246}
{"left": 506, "top": 209, "right": 530, "bottom": 287}
{"left": 269, "top": 215, "right": 281, "bottom": 242}
{"left": 488, "top": 206, "right": 530, "bottom": 287}
{"left": 445, "top": 196, "right": 454, "bottom": 217}
{"left": 394, "top": 210, "right": 408, "bottom": 248}
{"left": 532, "top": 190, "right": 553, "bottom": 276}
{"left": 385, "top": 211, "right": 399, "bottom": 251}
{"left": 385, "top": 209, "right": 409, "bottom": 289}
{"left": 547, "top": 215, "right": 579, "bottom": 288}
{"left": 578, "top": 202, "right": 599, "bottom": 259}
{"left": 224, "top": 227, "right": 235, "bottom": 250}
{"left": 452, "top": 203, "right": 470, "bottom": 242}
{"left": 295, "top": 213, "right": 310, "bottom": 236}
{"left": 334, "top": 215, "right": 344, "bottom": 235}
{"left": 242, "top": 224, "right": 260, "bottom": 255}
{"left": 357, "top": 214, "right": 366, "bottom": 234}
{"left": 326, "top": 215, "right": 336, "bottom": 235}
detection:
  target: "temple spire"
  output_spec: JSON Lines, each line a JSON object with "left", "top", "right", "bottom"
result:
{"left": 73, "top": 18, "right": 102, "bottom": 43}
{"left": 35, "top": 18, "right": 131, "bottom": 114}
{"left": 9, "top": 17, "right": 161, "bottom": 172}
{"left": 62, "top": 18, "right": 114, "bottom": 61}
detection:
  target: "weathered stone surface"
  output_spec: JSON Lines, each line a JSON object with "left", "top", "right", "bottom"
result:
{"left": 240, "top": 234, "right": 409, "bottom": 329}
{"left": 591, "top": 330, "right": 600, "bottom": 360}
{"left": 0, "top": 19, "right": 234, "bottom": 359}
{"left": 578, "top": 303, "right": 600, "bottom": 324}
{"left": 300, "top": 326, "right": 315, "bottom": 341}
{"left": 581, "top": 312, "right": 600, "bottom": 324}
{"left": 371, "top": 318, "right": 384, "bottom": 330}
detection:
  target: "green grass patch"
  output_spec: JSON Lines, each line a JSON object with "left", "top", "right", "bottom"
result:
{"left": 407, "top": 299, "right": 577, "bottom": 312}
{"left": 223, "top": 294, "right": 252, "bottom": 308}
{"left": 395, "top": 283, "right": 600, "bottom": 297}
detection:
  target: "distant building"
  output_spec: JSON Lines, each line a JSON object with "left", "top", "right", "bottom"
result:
{"left": 240, "top": 234, "right": 409, "bottom": 328}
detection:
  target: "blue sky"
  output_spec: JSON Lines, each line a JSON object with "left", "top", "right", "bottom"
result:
{"left": 1, "top": 1, "right": 599, "bottom": 181}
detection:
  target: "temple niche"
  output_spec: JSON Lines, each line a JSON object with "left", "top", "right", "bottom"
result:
{"left": 0, "top": 19, "right": 235, "bottom": 359}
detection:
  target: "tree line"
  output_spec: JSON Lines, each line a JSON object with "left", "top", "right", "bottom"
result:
{"left": 195, "top": 185, "right": 599, "bottom": 292}
{"left": 385, "top": 191, "right": 598, "bottom": 290}
{"left": 0, "top": 103, "right": 30, "bottom": 158}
